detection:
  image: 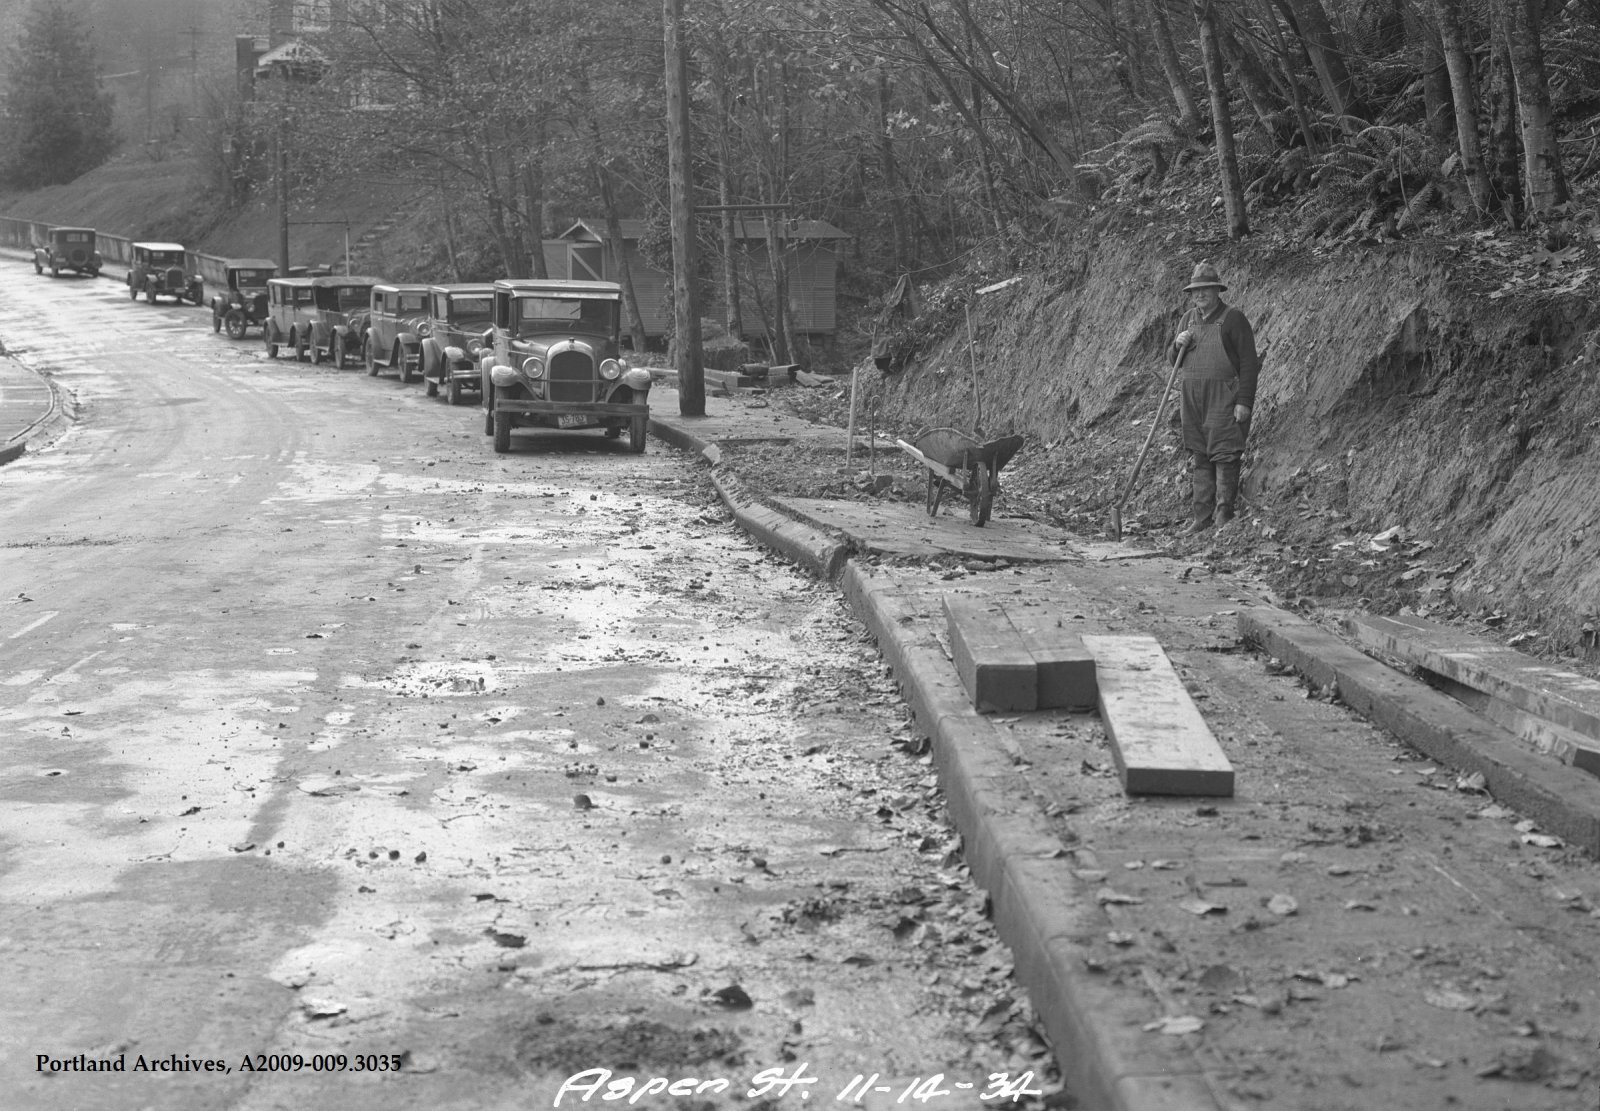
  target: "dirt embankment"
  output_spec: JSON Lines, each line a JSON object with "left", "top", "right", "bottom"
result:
{"left": 860, "top": 231, "right": 1600, "bottom": 649}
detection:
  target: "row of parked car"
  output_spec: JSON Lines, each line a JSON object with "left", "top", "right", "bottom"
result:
{"left": 29, "top": 225, "right": 655, "bottom": 454}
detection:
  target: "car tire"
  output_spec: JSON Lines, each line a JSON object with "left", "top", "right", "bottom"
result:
{"left": 365, "top": 338, "right": 379, "bottom": 377}
{"left": 225, "top": 311, "right": 248, "bottom": 341}
{"left": 493, "top": 410, "right": 512, "bottom": 454}
{"left": 629, "top": 414, "right": 647, "bottom": 454}
{"left": 266, "top": 328, "right": 279, "bottom": 359}
{"left": 447, "top": 377, "right": 462, "bottom": 405}
{"left": 312, "top": 333, "right": 325, "bottom": 365}
{"left": 333, "top": 340, "right": 346, "bottom": 370}
{"left": 398, "top": 345, "right": 415, "bottom": 384}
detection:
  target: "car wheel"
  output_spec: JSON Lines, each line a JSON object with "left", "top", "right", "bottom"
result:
{"left": 212, "top": 311, "right": 222, "bottom": 333}
{"left": 333, "top": 340, "right": 346, "bottom": 370}
{"left": 365, "top": 338, "right": 379, "bottom": 377}
{"left": 266, "top": 328, "right": 279, "bottom": 359}
{"left": 225, "top": 311, "right": 248, "bottom": 341}
{"left": 397, "top": 345, "right": 415, "bottom": 384}
{"left": 629, "top": 414, "right": 647, "bottom": 454}
{"left": 311, "top": 334, "right": 325, "bottom": 365}
{"left": 493, "top": 410, "right": 512, "bottom": 454}
{"left": 447, "top": 376, "right": 462, "bottom": 405}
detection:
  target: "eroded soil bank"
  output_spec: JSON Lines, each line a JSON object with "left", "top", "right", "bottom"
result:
{"left": 852, "top": 229, "right": 1600, "bottom": 650}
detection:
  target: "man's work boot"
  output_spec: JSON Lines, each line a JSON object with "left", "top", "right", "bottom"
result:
{"left": 1187, "top": 456, "right": 1216, "bottom": 532}
{"left": 1214, "top": 461, "right": 1240, "bottom": 526}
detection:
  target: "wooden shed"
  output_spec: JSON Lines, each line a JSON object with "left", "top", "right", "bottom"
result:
{"left": 552, "top": 217, "right": 851, "bottom": 342}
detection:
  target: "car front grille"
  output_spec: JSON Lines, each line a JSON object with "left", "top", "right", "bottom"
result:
{"left": 166, "top": 267, "right": 186, "bottom": 287}
{"left": 549, "top": 350, "right": 593, "bottom": 403}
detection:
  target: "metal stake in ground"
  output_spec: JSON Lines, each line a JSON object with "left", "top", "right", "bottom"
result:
{"left": 1112, "top": 321, "right": 1192, "bottom": 541}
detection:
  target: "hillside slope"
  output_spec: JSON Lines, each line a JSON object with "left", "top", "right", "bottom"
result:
{"left": 856, "top": 228, "right": 1600, "bottom": 650}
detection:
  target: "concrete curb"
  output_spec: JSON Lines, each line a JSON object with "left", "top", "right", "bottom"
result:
{"left": 709, "top": 469, "right": 850, "bottom": 582}
{"left": 1240, "top": 606, "right": 1600, "bottom": 855}
{"left": 0, "top": 357, "right": 66, "bottom": 467}
{"left": 842, "top": 566, "right": 1227, "bottom": 1111}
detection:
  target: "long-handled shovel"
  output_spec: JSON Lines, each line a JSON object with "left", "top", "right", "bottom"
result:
{"left": 1111, "top": 340, "right": 1190, "bottom": 541}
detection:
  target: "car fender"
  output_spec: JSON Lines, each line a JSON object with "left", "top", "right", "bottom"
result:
{"left": 397, "top": 330, "right": 422, "bottom": 353}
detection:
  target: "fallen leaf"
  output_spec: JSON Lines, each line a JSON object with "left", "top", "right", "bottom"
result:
{"left": 1424, "top": 989, "right": 1478, "bottom": 1011}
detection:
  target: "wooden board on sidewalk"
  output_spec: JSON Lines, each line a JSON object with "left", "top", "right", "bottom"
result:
{"left": 1346, "top": 614, "right": 1600, "bottom": 772}
{"left": 1081, "top": 634, "right": 1234, "bottom": 797}
{"left": 943, "top": 596, "right": 1037, "bottom": 712}
{"left": 1005, "top": 608, "right": 1097, "bottom": 709}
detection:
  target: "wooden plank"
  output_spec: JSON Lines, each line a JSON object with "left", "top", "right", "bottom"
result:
{"left": 1346, "top": 615, "right": 1600, "bottom": 749}
{"left": 943, "top": 596, "right": 1036, "bottom": 712}
{"left": 1005, "top": 608, "right": 1097, "bottom": 709}
{"left": 1081, "top": 635, "right": 1234, "bottom": 797}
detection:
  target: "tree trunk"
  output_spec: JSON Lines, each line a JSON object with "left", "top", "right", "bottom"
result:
{"left": 1145, "top": 0, "right": 1201, "bottom": 134}
{"left": 1274, "top": 0, "right": 1371, "bottom": 126}
{"left": 703, "top": 33, "right": 745, "bottom": 340}
{"left": 1504, "top": 0, "right": 1569, "bottom": 213}
{"left": 1486, "top": 0, "right": 1522, "bottom": 224}
{"left": 876, "top": 72, "right": 908, "bottom": 272}
{"left": 1432, "top": 0, "right": 1493, "bottom": 214}
{"left": 521, "top": 155, "right": 548, "bottom": 280}
{"left": 663, "top": 0, "right": 703, "bottom": 414}
{"left": 1415, "top": 15, "right": 1454, "bottom": 148}
{"left": 1252, "top": 0, "right": 1320, "bottom": 155}
{"left": 1196, "top": 0, "right": 1249, "bottom": 238}
{"left": 1216, "top": 16, "right": 1284, "bottom": 141}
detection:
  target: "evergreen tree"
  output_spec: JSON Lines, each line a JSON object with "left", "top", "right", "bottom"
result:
{"left": 1, "top": 0, "right": 116, "bottom": 188}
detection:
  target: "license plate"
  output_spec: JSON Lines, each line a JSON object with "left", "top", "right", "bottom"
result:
{"left": 556, "top": 414, "right": 594, "bottom": 429}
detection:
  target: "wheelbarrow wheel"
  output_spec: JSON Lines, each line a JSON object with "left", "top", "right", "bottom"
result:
{"left": 925, "top": 471, "right": 944, "bottom": 518}
{"left": 969, "top": 460, "right": 994, "bottom": 526}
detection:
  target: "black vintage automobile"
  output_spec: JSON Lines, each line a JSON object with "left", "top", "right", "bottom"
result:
{"left": 480, "top": 279, "right": 653, "bottom": 454}
{"left": 420, "top": 284, "right": 493, "bottom": 405}
{"left": 128, "top": 242, "right": 204, "bottom": 305}
{"left": 33, "top": 227, "right": 101, "bottom": 278}
{"left": 305, "top": 276, "right": 382, "bottom": 368}
{"left": 209, "top": 259, "right": 278, "bottom": 339}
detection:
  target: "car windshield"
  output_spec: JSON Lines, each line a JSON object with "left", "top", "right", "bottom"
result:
{"left": 319, "top": 286, "right": 370, "bottom": 311}
{"left": 449, "top": 295, "right": 492, "bottom": 322}
{"left": 147, "top": 251, "right": 181, "bottom": 265}
{"left": 513, "top": 296, "right": 618, "bottom": 336}
{"left": 234, "top": 269, "right": 273, "bottom": 287}
{"left": 397, "top": 293, "right": 428, "bottom": 314}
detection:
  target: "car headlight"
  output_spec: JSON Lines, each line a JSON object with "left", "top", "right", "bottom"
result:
{"left": 521, "top": 355, "right": 545, "bottom": 379}
{"left": 599, "top": 358, "right": 622, "bottom": 380}
{"left": 489, "top": 364, "right": 519, "bottom": 387}
{"left": 467, "top": 339, "right": 482, "bottom": 353}
{"left": 622, "top": 367, "right": 653, "bottom": 390}
{"left": 444, "top": 345, "right": 465, "bottom": 361}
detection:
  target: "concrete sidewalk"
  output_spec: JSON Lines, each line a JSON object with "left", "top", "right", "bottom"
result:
{"left": 645, "top": 385, "right": 1600, "bottom": 1111}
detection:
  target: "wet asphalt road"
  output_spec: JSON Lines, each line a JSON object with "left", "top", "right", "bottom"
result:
{"left": 0, "top": 268, "right": 1052, "bottom": 1110}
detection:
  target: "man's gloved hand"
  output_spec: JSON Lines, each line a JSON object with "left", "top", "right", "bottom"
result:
{"left": 1175, "top": 330, "right": 1194, "bottom": 350}
{"left": 1234, "top": 404, "right": 1252, "bottom": 423}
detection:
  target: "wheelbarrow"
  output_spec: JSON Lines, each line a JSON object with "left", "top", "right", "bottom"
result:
{"left": 896, "top": 428, "right": 1024, "bottom": 526}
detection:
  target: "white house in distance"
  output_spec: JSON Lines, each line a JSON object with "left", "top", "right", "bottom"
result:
{"left": 552, "top": 217, "right": 852, "bottom": 344}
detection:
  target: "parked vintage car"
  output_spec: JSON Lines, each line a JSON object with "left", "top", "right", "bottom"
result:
{"left": 264, "top": 276, "right": 318, "bottom": 360}
{"left": 33, "top": 227, "right": 101, "bottom": 278}
{"left": 127, "top": 242, "right": 203, "bottom": 305}
{"left": 209, "top": 258, "right": 278, "bottom": 339}
{"left": 420, "top": 284, "right": 494, "bottom": 404}
{"left": 363, "top": 283, "right": 431, "bottom": 382}
{"left": 305, "top": 276, "right": 382, "bottom": 368}
{"left": 480, "top": 279, "right": 652, "bottom": 454}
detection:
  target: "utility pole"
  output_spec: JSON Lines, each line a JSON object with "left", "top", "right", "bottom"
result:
{"left": 663, "top": 0, "right": 703, "bottom": 416}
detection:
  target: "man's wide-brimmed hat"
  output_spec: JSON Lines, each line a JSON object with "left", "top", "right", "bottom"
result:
{"left": 1183, "top": 261, "right": 1228, "bottom": 291}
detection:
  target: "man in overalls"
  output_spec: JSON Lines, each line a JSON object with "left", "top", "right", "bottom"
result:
{"left": 1172, "top": 262, "right": 1260, "bottom": 533}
